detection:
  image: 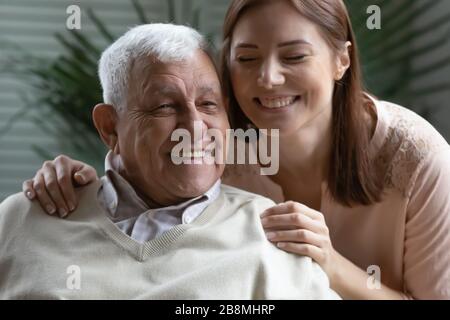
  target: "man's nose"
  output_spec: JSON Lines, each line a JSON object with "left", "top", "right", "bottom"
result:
{"left": 179, "top": 108, "right": 209, "bottom": 142}
{"left": 257, "top": 59, "right": 285, "bottom": 89}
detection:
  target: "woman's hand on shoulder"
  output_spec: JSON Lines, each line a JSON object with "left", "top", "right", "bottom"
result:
{"left": 22, "top": 155, "right": 98, "bottom": 218}
{"left": 260, "top": 201, "right": 339, "bottom": 282}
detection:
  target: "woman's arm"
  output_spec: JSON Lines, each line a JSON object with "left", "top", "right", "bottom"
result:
{"left": 400, "top": 148, "right": 450, "bottom": 299}
{"left": 22, "top": 155, "right": 98, "bottom": 217}
{"left": 330, "top": 250, "right": 407, "bottom": 300}
{"left": 261, "top": 201, "right": 408, "bottom": 300}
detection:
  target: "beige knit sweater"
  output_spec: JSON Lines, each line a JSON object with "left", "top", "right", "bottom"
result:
{"left": 0, "top": 181, "right": 339, "bottom": 300}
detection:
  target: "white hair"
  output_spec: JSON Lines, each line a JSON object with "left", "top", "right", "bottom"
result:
{"left": 98, "top": 23, "right": 207, "bottom": 111}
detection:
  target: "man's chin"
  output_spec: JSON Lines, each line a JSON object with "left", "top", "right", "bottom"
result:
{"left": 170, "top": 175, "right": 218, "bottom": 198}
{"left": 169, "top": 162, "right": 223, "bottom": 178}
{"left": 164, "top": 163, "right": 223, "bottom": 196}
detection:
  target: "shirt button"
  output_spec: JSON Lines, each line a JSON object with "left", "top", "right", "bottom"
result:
{"left": 108, "top": 200, "right": 117, "bottom": 211}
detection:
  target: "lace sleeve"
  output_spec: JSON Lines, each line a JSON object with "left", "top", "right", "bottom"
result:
{"left": 403, "top": 147, "right": 450, "bottom": 299}
{"left": 375, "top": 103, "right": 449, "bottom": 198}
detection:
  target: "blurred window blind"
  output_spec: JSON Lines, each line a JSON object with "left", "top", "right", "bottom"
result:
{"left": 0, "top": 0, "right": 170, "bottom": 200}
{"left": 0, "top": 0, "right": 231, "bottom": 201}
{"left": 1, "top": 1, "right": 448, "bottom": 201}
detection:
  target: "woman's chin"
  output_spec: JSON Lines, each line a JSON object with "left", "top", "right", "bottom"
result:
{"left": 251, "top": 120, "right": 304, "bottom": 137}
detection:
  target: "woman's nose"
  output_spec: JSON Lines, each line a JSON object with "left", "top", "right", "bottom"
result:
{"left": 257, "top": 60, "right": 285, "bottom": 89}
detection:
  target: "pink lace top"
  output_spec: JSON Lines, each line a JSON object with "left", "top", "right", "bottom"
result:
{"left": 222, "top": 98, "right": 450, "bottom": 299}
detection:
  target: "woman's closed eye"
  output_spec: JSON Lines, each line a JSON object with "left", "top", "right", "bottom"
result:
{"left": 284, "top": 55, "right": 307, "bottom": 62}
{"left": 236, "top": 56, "right": 258, "bottom": 63}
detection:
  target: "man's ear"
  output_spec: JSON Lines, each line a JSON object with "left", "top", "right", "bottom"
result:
{"left": 335, "top": 41, "right": 352, "bottom": 80}
{"left": 92, "top": 103, "right": 120, "bottom": 154}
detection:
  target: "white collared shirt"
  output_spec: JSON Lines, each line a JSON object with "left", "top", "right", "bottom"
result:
{"left": 98, "top": 151, "right": 221, "bottom": 243}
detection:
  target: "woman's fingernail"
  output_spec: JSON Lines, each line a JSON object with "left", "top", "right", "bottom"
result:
{"left": 75, "top": 174, "right": 84, "bottom": 183}
{"left": 261, "top": 218, "right": 267, "bottom": 225}
{"left": 266, "top": 232, "right": 276, "bottom": 240}
{"left": 59, "top": 208, "right": 67, "bottom": 218}
{"left": 46, "top": 205, "right": 56, "bottom": 215}
{"left": 277, "top": 242, "right": 286, "bottom": 248}
{"left": 26, "top": 191, "right": 34, "bottom": 199}
{"left": 68, "top": 202, "right": 75, "bottom": 211}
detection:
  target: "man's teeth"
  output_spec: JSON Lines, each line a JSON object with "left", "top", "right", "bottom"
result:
{"left": 259, "top": 96, "right": 297, "bottom": 108}
{"left": 182, "top": 150, "right": 205, "bottom": 158}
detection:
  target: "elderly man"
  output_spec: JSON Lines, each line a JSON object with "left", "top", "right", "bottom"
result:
{"left": 0, "top": 24, "right": 338, "bottom": 299}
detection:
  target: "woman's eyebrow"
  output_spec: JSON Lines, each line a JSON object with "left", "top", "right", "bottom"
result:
{"left": 235, "top": 39, "right": 312, "bottom": 49}
{"left": 278, "top": 39, "right": 312, "bottom": 47}
{"left": 235, "top": 42, "right": 258, "bottom": 49}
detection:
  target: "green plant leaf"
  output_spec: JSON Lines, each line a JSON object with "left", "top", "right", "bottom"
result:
{"left": 86, "top": 7, "right": 115, "bottom": 42}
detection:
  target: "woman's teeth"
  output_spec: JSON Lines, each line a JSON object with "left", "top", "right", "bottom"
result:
{"left": 258, "top": 96, "right": 298, "bottom": 108}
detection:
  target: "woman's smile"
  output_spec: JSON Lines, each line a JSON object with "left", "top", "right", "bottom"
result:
{"left": 253, "top": 95, "right": 302, "bottom": 113}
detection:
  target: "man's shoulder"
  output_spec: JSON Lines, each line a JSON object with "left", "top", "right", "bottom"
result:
{"left": 0, "top": 192, "right": 35, "bottom": 220}
{"left": 0, "top": 192, "right": 45, "bottom": 241}
{"left": 200, "top": 184, "right": 276, "bottom": 228}
{"left": 0, "top": 180, "right": 103, "bottom": 228}
{"left": 219, "top": 184, "right": 276, "bottom": 209}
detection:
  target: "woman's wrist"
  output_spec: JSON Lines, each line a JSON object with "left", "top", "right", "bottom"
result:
{"left": 327, "top": 249, "right": 407, "bottom": 300}
{"left": 328, "top": 248, "right": 347, "bottom": 292}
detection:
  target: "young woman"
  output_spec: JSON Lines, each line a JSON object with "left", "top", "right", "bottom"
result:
{"left": 22, "top": 0, "right": 450, "bottom": 299}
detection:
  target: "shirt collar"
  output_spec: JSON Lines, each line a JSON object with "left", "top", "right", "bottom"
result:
{"left": 101, "top": 151, "right": 221, "bottom": 222}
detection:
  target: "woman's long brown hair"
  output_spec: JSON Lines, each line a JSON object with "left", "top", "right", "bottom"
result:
{"left": 221, "top": 0, "right": 384, "bottom": 207}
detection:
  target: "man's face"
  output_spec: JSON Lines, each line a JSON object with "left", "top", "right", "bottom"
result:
{"left": 115, "top": 50, "right": 229, "bottom": 206}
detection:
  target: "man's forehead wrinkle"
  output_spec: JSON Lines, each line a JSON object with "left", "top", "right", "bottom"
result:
{"left": 195, "top": 84, "right": 220, "bottom": 97}
{"left": 140, "top": 73, "right": 189, "bottom": 98}
{"left": 139, "top": 81, "right": 220, "bottom": 103}
{"left": 155, "top": 86, "right": 180, "bottom": 95}
{"left": 132, "top": 62, "right": 220, "bottom": 102}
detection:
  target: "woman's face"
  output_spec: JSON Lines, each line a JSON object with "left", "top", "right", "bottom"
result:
{"left": 229, "top": 0, "right": 349, "bottom": 135}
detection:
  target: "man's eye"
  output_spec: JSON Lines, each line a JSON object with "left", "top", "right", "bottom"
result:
{"left": 201, "top": 101, "right": 217, "bottom": 107}
{"left": 198, "top": 101, "right": 218, "bottom": 112}
{"left": 147, "top": 104, "right": 176, "bottom": 116}
{"left": 157, "top": 104, "right": 175, "bottom": 110}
